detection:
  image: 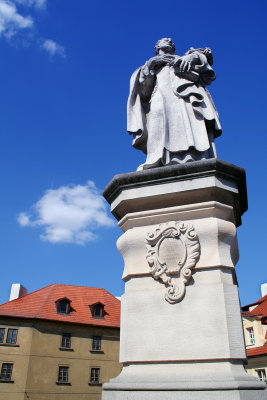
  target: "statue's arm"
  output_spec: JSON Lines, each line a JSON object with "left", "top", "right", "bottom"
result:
{"left": 138, "top": 55, "right": 175, "bottom": 100}
{"left": 184, "top": 48, "right": 216, "bottom": 85}
{"left": 138, "top": 60, "right": 156, "bottom": 101}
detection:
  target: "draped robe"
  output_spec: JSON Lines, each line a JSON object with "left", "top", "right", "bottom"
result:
{"left": 127, "top": 51, "right": 222, "bottom": 169}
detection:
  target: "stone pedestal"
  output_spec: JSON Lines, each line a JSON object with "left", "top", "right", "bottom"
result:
{"left": 102, "top": 159, "right": 266, "bottom": 399}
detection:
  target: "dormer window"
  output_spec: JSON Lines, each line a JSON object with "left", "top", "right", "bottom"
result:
{"left": 55, "top": 298, "right": 72, "bottom": 314}
{"left": 90, "top": 302, "right": 105, "bottom": 318}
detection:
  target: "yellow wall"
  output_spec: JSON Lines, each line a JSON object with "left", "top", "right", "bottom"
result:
{"left": 242, "top": 314, "right": 267, "bottom": 383}
{"left": 0, "top": 319, "right": 33, "bottom": 400}
{"left": 0, "top": 318, "right": 120, "bottom": 400}
{"left": 243, "top": 316, "right": 265, "bottom": 348}
{"left": 246, "top": 355, "right": 267, "bottom": 380}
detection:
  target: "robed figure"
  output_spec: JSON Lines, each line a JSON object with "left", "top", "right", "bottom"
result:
{"left": 127, "top": 38, "right": 222, "bottom": 170}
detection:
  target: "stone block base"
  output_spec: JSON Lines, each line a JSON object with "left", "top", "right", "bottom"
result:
{"left": 102, "top": 389, "right": 266, "bottom": 400}
{"left": 102, "top": 161, "right": 265, "bottom": 400}
{"left": 102, "top": 361, "right": 266, "bottom": 399}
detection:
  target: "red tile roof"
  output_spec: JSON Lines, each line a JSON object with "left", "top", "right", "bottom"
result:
{"left": 242, "top": 295, "right": 267, "bottom": 358}
{"left": 242, "top": 295, "right": 267, "bottom": 319}
{"left": 247, "top": 342, "right": 267, "bottom": 357}
{"left": 0, "top": 284, "right": 120, "bottom": 328}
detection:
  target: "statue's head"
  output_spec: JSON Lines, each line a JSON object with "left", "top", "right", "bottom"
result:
{"left": 155, "top": 38, "right": 175, "bottom": 55}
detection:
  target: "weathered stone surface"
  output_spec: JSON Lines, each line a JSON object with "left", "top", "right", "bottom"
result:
{"left": 103, "top": 159, "right": 247, "bottom": 226}
{"left": 102, "top": 160, "right": 265, "bottom": 399}
{"left": 127, "top": 38, "right": 222, "bottom": 170}
{"left": 103, "top": 390, "right": 267, "bottom": 400}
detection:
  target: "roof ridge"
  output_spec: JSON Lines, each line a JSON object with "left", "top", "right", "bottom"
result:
{"left": 0, "top": 284, "right": 110, "bottom": 307}
{"left": 242, "top": 294, "right": 267, "bottom": 309}
{"left": 50, "top": 283, "right": 103, "bottom": 290}
{"left": 0, "top": 283, "right": 57, "bottom": 307}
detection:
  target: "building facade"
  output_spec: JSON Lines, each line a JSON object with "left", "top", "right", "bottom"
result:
{"left": 242, "top": 288, "right": 267, "bottom": 384}
{"left": 0, "top": 284, "right": 121, "bottom": 400}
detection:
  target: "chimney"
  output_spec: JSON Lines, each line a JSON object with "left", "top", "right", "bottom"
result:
{"left": 261, "top": 283, "right": 267, "bottom": 298}
{"left": 9, "top": 284, "right": 27, "bottom": 301}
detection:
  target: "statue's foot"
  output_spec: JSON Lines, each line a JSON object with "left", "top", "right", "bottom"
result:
{"left": 136, "top": 164, "right": 145, "bottom": 171}
{"left": 138, "top": 159, "right": 164, "bottom": 170}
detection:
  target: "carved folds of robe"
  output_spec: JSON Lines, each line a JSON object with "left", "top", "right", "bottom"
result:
{"left": 127, "top": 51, "right": 222, "bottom": 169}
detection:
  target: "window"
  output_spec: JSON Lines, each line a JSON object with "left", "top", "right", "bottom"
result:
{"left": 58, "top": 366, "right": 69, "bottom": 383}
{"left": 58, "top": 301, "right": 70, "bottom": 313}
{"left": 6, "top": 329, "right": 18, "bottom": 345}
{"left": 0, "top": 363, "right": 13, "bottom": 381}
{"left": 61, "top": 333, "right": 71, "bottom": 349}
{"left": 256, "top": 369, "right": 266, "bottom": 382}
{"left": 91, "top": 303, "right": 105, "bottom": 318}
{"left": 55, "top": 298, "right": 73, "bottom": 314}
{"left": 90, "top": 368, "right": 100, "bottom": 384}
{"left": 247, "top": 327, "right": 255, "bottom": 345}
{"left": 92, "top": 336, "right": 101, "bottom": 351}
{"left": 0, "top": 329, "right": 5, "bottom": 344}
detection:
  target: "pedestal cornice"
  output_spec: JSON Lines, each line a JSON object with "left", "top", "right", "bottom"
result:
{"left": 103, "top": 159, "right": 247, "bottom": 227}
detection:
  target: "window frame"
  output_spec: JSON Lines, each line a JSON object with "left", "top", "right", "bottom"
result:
{"left": 57, "top": 366, "right": 69, "bottom": 384}
{"left": 61, "top": 333, "right": 71, "bottom": 349}
{"left": 90, "top": 303, "right": 105, "bottom": 319}
{"left": 247, "top": 327, "right": 255, "bottom": 345}
{"left": 0, "top": 363, "right": 13, "bottom": 382}
{"left": 256, "top": 369, "right": 267, "bottom": 382}
{"left": 90, "top": 367, "right": 100, "bottom": 384}
{"left": 92, "top": 336, "right": 101, "bottom": 351}
{"left": 0, "top": 328, "right": 5, "bottom": 344}
{"left": 56, "top": 299, "right": 71, "bottom": 314}
{"left": 6, "top": 329, "right": 18, "bottom": 345}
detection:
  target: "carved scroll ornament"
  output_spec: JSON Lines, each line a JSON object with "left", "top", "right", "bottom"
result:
{"left": 146, "top": 221, "right": 200, "bottom": 304}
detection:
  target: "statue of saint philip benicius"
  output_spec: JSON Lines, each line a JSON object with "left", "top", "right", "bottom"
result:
{"left": 127, "top": 38, "right": 222, "bottom": 170}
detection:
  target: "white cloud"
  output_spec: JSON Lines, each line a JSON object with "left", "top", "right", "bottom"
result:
{"left": 0, "top": 0, "right": 33, "bottom": 37}
{"left": 17, "top": 212, "right": 30, "bottom": 226}
{"left": 14, "top": 0, "right": 46, "bottom": 9}
{"left": 0, "top": 1, "right": 66, "bottom": 57}
{"left": 17, "top": 181, "right": 115, "bottom": 245}
{"left": 42, "top": 39, "right": 65, "bottom": 57}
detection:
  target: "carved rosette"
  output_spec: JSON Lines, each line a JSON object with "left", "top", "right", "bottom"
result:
{"left": 146, "top": 221, "right": 200, "bottom": 304}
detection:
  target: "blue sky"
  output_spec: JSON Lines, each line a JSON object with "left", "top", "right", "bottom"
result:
{"left": 0, "top": 0, "right": 266, "bottom": 306}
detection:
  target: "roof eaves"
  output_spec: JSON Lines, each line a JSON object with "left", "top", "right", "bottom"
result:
{"left": 0, "top": 314, "right": 120, "bottom": 328}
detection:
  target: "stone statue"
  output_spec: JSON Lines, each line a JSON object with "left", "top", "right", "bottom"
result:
{"left": 127, "top": 38, "right": 222, "bottom": 170}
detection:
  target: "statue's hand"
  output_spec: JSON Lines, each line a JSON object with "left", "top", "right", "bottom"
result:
{"left": 147, "top": 55, "right": 175, "bottom": 71}
{"left": 177, "top": 54, "right": 197, "bottom": 73}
